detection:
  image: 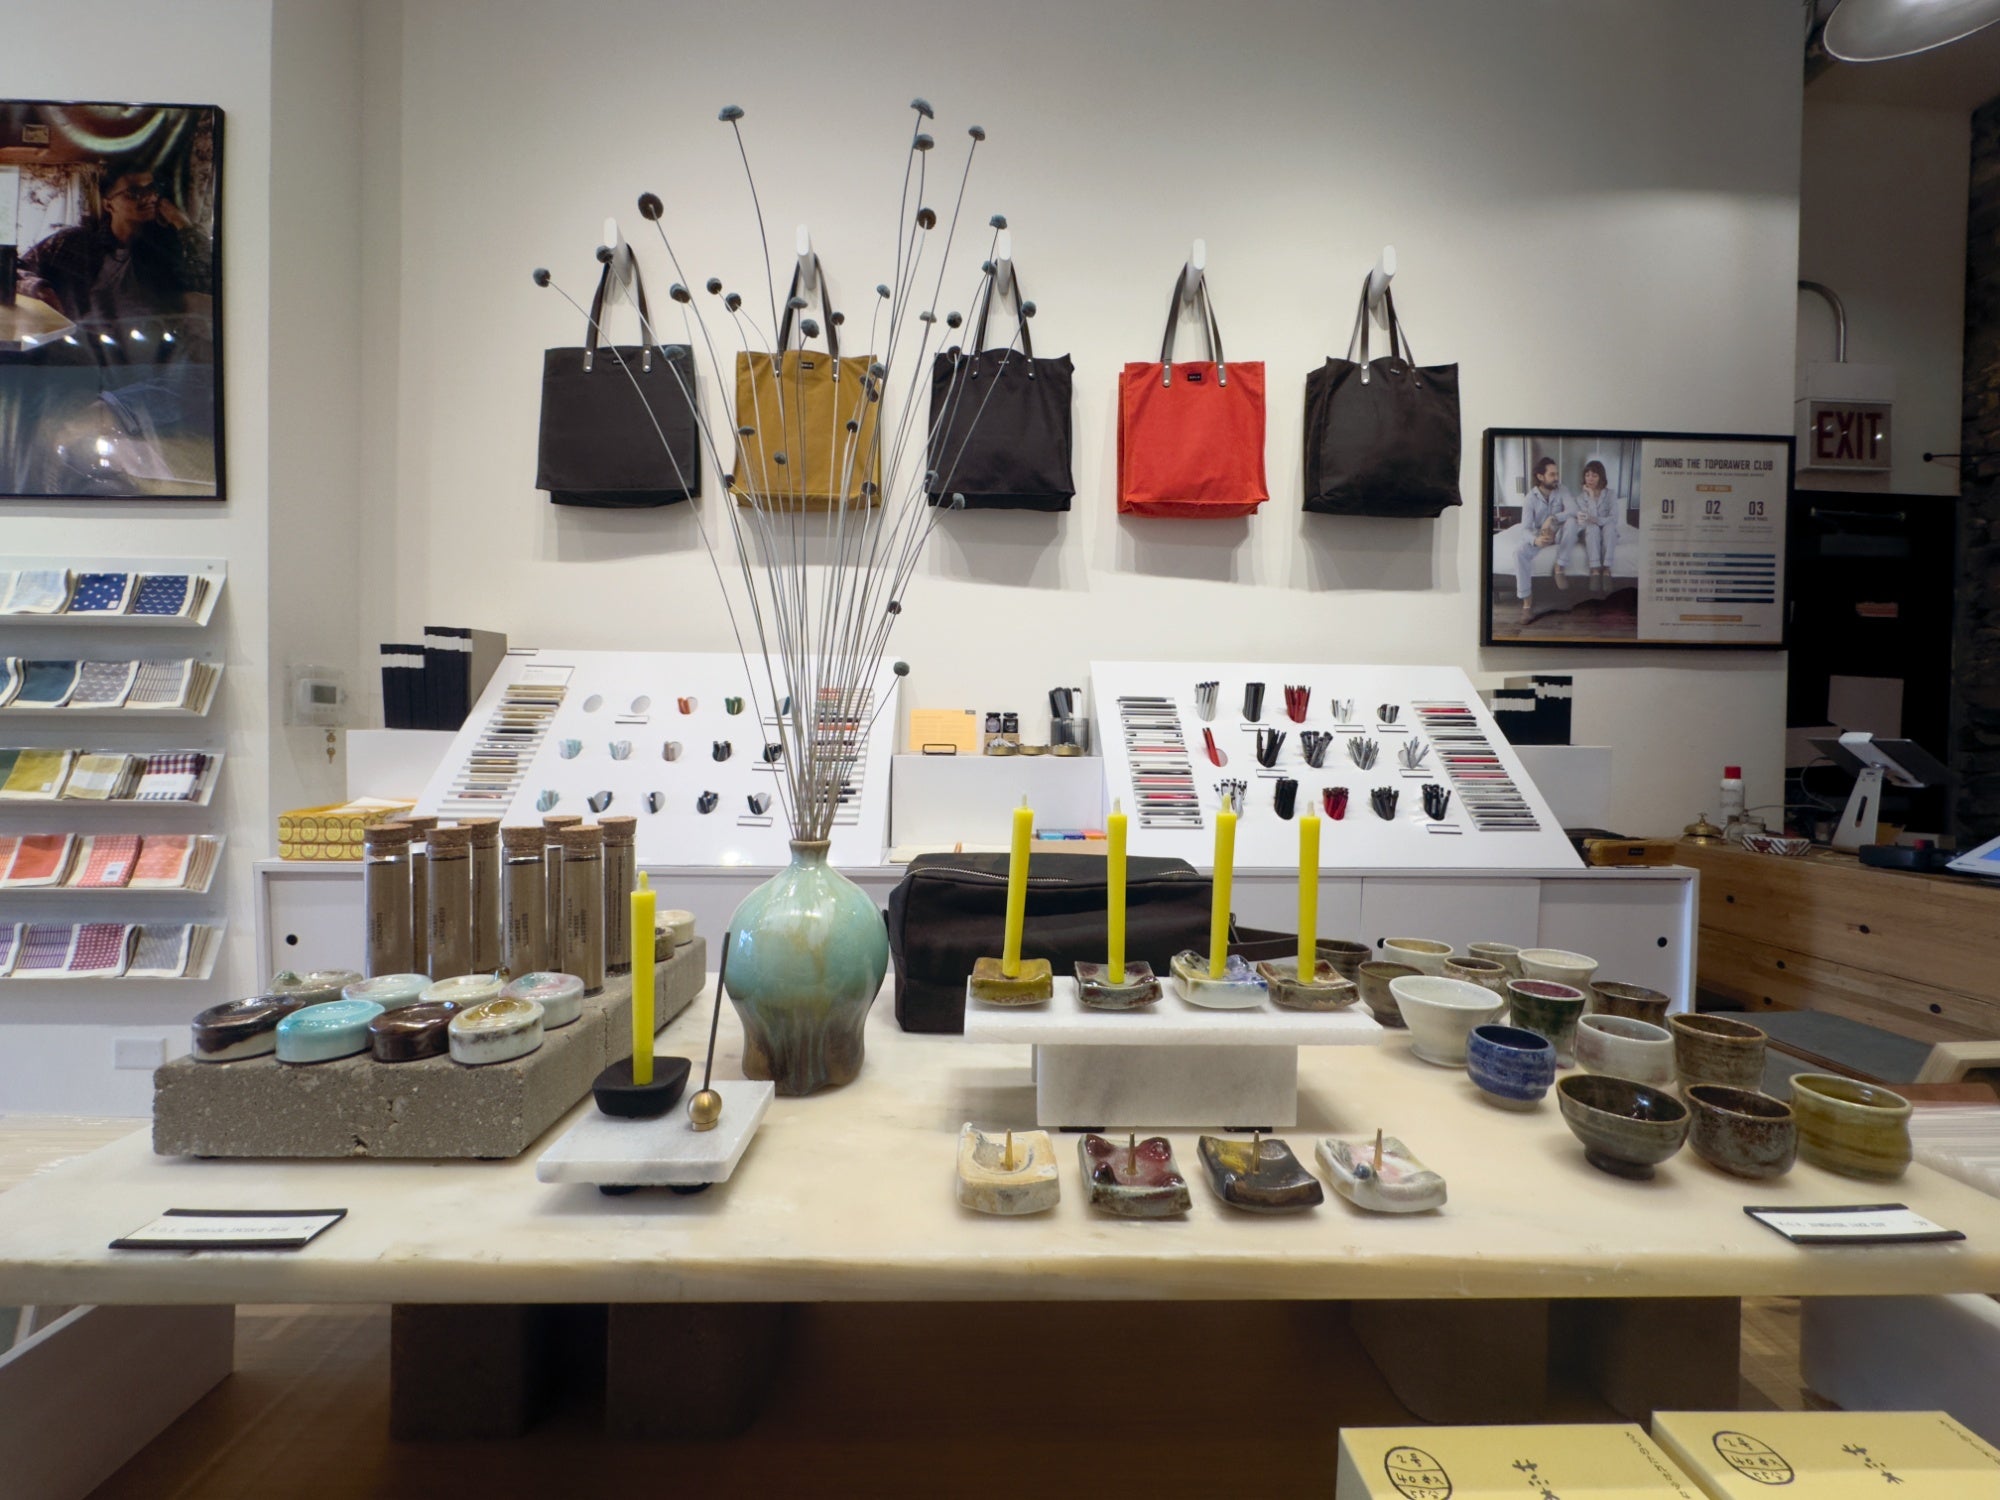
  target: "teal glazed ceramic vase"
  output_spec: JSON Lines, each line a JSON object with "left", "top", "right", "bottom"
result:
{"left": 724, "top": 840, "right": 888, "bottom": 1096}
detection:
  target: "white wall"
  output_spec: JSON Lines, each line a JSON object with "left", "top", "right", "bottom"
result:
{"left": 361, "top": 0, "right": 1804, "bottom": 840}
{"left": 1797, "top": 98, "right": 1968, "bottom": 497}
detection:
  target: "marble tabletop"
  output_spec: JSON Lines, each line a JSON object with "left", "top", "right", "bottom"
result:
{"left": 3, "top": 978, "right": 2000, "bottom": 1307}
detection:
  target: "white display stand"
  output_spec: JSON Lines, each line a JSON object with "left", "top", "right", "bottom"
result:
{"left": 536, "top": 1080, "right": 774, "bottom": 1190}
{"left": 962, "top": 976, "right": 1381, "bottom": 1129}
{"left": 1091, "top": 660, "right": 1579, "bottom": 872}
{"left": 415, "top": 649, "right": 897, "bottom": 867}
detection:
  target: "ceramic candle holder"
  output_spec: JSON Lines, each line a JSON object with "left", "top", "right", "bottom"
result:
{"left": 275, "top": 998, "right": 385, "bottom": 1065}
{"left": 1686, "top": 1084, "right": 1796, "bottom": 1179}
{"left": 501, "top": 971, "right": 586, "bottom": 1028}
{"left": 1557, "top": 1073, "right": 1689, "bottom": 1179}
{"left": 1443, "top": 954, "right": 1510, "bottom": 1001}
{"left": 1788, "top": 1073, "right": 1913, "bottom": 1181}
{"left": 1317, "top": 939, "right": 1372, "bottom": 982}
{"left": 1170, "top": 950, "right": 1267, "bottom": 1010}
{"left": 1588, "top": 980, "right": 1673, "bottom": 1027}
{"left": 449, "top": 996, "right": 546, "bottom": 1066}
{"left": 1196, "top": 1135, "right": 1324, "bottom": 1213}
{"left": 1669, "top": 1013, "right": 1767, "bottom": 1091}
{"left": 1504, "top": 979, "right": 1588, "bottom": 1066}
{"left": 1467, "top": 942, "right": 1524, "bottom": 979}
{"left": 967, "top": 955, "right": 1054, "bottom": 1007}
{"left": 591, "top": 1055, "right": 693, "bottom": 1119}
{"left": 1382, "top": 937, "right": 1452, "bottom": 975}
{"left": 342, "top": 973, "right": 430, "bottom": 1011}
{"left": 190, "top": 994, "right": 309, "bottom": 1063}
{"left": 1079, "top": 1133, "right": 1191, "bottom": 1217}
{"left": 368, "top": 1000, "right": 461, "bottom": 1063}
{"left": 1357, "top": 961, "right": 1419, "bottom": 1027}
{"left": 1465, "top": 1024, "right": 1557, "bottom": 1109}
{"left": 1517, "top": 948, "right": 1600, "bottom": 989}
{"left": 1574, "top": 1013, "right": 1676, "bottom": 1087}
{"left": 1255, "top": 957, "right": 1359, "bottom": 1012}
{"left": 1389, "top": 975, "right": 1506, "bottom": 1066}
{"left": 957, "top": 1124, "right": 1059, "bottom": 1214}
{"left": 1316, "top": 1135, "right": 1447, "bottom": 1213}
{"left": 1073, "top": 960, "right": 1161, "bottom": 1011}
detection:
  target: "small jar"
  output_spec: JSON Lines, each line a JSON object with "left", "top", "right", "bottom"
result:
{"left": 500, "top": 823, "right": 549, "bottom": 978}
{"left": 560, "top": 823, "right": 606, "bottom": 994}
{"left": 462, "top": 818, "right": 501, "bottom": 973}
{"left": 401, "top": 814, "right": 440, "bottom": 975}
{"left": 542, "top": 814, "right": 582, "bottom": 972}
{"left": 601, "top": 815, "right": 637, "bottom": 974}
{"left": 362, "top": 822, "right": 414, "bottom": 977}
{"left": 426, "top": 824, "right": 474, "bottom": 981}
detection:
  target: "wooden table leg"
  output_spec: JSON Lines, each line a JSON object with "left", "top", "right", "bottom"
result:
{"left": 389, "top": 1304, "right": 559, "bottom": 1440}
{"left": 605, "top": 1303, "right": 789, "bottom": 1439}
{"left": 1554, "top": 1297, "right": 1741, "bottom": 1419}
{"left": 1349, "top": 1299, "right": 1550, "bottom": 1422}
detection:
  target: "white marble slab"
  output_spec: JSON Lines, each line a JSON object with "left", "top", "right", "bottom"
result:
{"left": 964, "top": 977, "right": 1383, "bottom": 1047}
{"left": 536, "top": 1080, "right": 773, "bottom": 1188}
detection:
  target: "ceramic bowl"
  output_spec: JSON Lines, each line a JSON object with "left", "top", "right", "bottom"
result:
{"left": 1574, "top": 1013, "right": 1676, "bottom": 1087}
{"left": 1517, "top": 948, "right": 1599, "bottom": 989}
{"left": 1317, "top": 939, "right": 1373, "bottom": 983}
{"left": 1788, "top": 1073, "right": 1913, "bottom": 1181}
{"left": 1390, "top": 975, "right": 1506, "bottom": 1067}
{"left": 1466, "top": 1024, "right": 1556, "bottom": 1110}
{"left": 1357, "top": 961, "right": 1419, "bottom": 1027}
{"left": 1589, "top": 980, "right": 1673, "bottom": 1027}
{"left": 1557, "top": 1074, "right": 1689, "bottom": 1179}
{"left": 1686, "top": 1084, "right": 1796, "bottom": 1179}
{"left": 1383, "top": 937, "right": 1452, "bottom": 975}
{"left": 1669, "top": 1013, "right": 1767, "bottom": 1091}
{"left": 1467, "top": 942, "right": 1524, "bottom": 978}
{"left": 1504, "top": 979, "right": 1588, "bottom": 1066}
{"left": 1444, "top": 955, "right": 1511, "bottom": 1001}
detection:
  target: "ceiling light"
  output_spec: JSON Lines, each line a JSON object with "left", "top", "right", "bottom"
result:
{"left": 1824, "top": 0, "right": 2000, "bottom": 62}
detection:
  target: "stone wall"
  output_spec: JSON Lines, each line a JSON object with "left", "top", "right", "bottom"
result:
{"left": 1958, "top": 97, "right": 2000, "bottom": 836}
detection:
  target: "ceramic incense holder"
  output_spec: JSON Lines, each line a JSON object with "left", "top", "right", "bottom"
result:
{"left": 502, "top": 971, "right": 585, "bottom": 1029}
{"left": 423, "top": 973, "right": 506, "bottom": 1009}
{"left": 592, "top": 1055, "right": 692, "bottom": 1119}
{"left": 1316, "top": 1134, "right": 1447, "bottom": 1214}
{"left": 189, "top": 994, "right": 310, "bottom": 1063}
{"left": 275, "top": 999, "right": 385, "bottom": 1065}
{"left": 1255, "top": 957, "right": 1359, "bottom": 1012}
{"left": 448, "top": 996, "right": 545, "bottom": 1066}
{"left": 270, "top": 968, "right": 365, "bottom": 1007}
{"left": 1079, "top": 1133, "right": 1191, "bottom": 1217}
{"left": 1197, "top": 1135, "right": 1324, "bottom": 1213}
{"left": 956, "top": 1124, "right": 1059, "bottom": 1214}
{"left": 1169, "top": 950, "right": 1267, "bottom": 1010}
{"left": 968, "top": 955, "right": 1054, "bottom": 1007}
{"left": 1074, "top": 960, "right": 1161, "bottom": 1011}
{"left": 367, "top": 1000, "right": 461, "bottom": 1063}
{"left": 342, "top": 973, "right": 430, "bottom": 1011}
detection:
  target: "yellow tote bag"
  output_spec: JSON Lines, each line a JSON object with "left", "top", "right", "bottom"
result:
{"left": 732, "top": 255, "right": 882, "bottom": 510}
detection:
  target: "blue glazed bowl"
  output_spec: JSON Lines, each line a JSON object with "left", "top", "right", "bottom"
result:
{"left": 1466, "top": 1023, "right": 1557, "bottom": 1110}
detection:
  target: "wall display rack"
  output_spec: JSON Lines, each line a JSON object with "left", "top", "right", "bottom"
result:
{"left": 1089, "top": 661, "right": 1578, "bottom": 871}
{"left": 416, "top": 648, "right": 898, "bottom": 867}
{"left": 0, "top": 833, "right": 224, "bottom": 895}
{"left": 0, "top": 655, "right": 222, "bottom": 717}
{"left": 0, "top": 919, "right": 224, "bottom": 982}
{"left": 0, "top": 558, "right": 225, "bottom": 628}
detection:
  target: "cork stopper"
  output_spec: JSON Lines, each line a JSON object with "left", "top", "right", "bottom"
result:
{"left": 401, "top": 814, "right": 440, "bottom": 834}
{"left": 500, "top": 824, "right": 542, "bottom": 855}
{"left": 364, "top": 821, "right": 413, "bottom": 849}
{"left": 559, "top": 824, "right": 605, "bottom": 856}
{"left": 542, "top": 814, "right": 583, "bottom": 833}
{"left": 429, "top": 825, "right": 473, "bottom": 854}
{"left": 459, "top": 817, "right": 499, "bottom": 848}
{"left": 600, "top": 815, "right": 637, "bottom": 845}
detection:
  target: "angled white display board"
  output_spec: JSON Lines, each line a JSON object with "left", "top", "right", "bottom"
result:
{"left": 1089, "top": 660, "right": 1580, "bottom": 872}
{"left": 416, "top": 648, "right": 897, "bottom": 867}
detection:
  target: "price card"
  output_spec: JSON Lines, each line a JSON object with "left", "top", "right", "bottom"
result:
{"left": 1745, "top": 1203, "right": 1964, "bottom": 1246}
{"left": 110, "top": 1208, "right": 347, "bottom": 1251}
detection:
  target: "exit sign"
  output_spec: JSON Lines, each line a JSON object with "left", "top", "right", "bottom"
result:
{"left": 1804, "top": 399, "right": 1892, "bottom": 471}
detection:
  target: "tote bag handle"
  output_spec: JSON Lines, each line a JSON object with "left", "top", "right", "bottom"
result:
{"left": 583, "top": 256, "right": 655, "bottom": 374}
{"left": 1158, "top": 264, "right": 1227, "bottom": 387}
{"left": 776, "top": 253, "right": 842, "bottom": 364}
{"left": 1344, "top": 277, "right": 1422, "bottom": 386}
{"left": 967, "top": 264, "right": 1036, "bottom": 363}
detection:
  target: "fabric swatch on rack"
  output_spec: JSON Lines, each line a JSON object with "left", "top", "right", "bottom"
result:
{"left": 4, "top": 833, "right": 75, "bottom": 886}
{"left": 60, "top": 753, "right": 138, "bottom": 801}
{"left": 15, "top": 923, "right": 76, "bottom": 975}
{"left": 0, "top": 749, "right": 75, "bottom": 799}
{"left": 66, "top": 922, "right": 136, "bottom": 977}
{"left": 70, "top": 660, "right": 139, "bottom": 709}
{"left": 131, "top": 574, "right": 192, "bottom": 617}
{"left": 129, "top": 923, "right": 194, "bottom": 978}
{"left": 130, "top": 834, "right": 194, "bottom": 887}
{"left": 0, "top": 922, "right": 19, "bottom": 976}
{"left": 0, "top": 835, "right": 15, "bottom": 875}
{"left": 0, "top": 659, "right": 19, "bottom": 709}
{"left": 2, "top": 570, "right": 72, "bottom": 614}
{"left": 134, "top": 751, "right": 207, "bottom": 802}
{"left": 71, "top": 834, "right": 141, "bottom": 889}
{"left": 68, "top": 572, "right": 134, "bottom": 613}
{"left": 127, "top": 659, "right": 193, "bottom": 710}
{"left": 13, "top": 660, "right": 80, "bottom": 709}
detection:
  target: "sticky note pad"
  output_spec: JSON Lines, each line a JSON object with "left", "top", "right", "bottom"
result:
{"left": 1651, "top": 1410, "right": 2000, "bottom": 1498}
{"left": 1336, "top": 1424, "right": 1701, "bottom": 1499}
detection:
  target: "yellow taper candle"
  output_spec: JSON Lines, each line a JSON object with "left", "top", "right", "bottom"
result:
{"left": 631, "top": 870, "right": 656, "bottom": 1085}
{"left": 1298, "top": 809, "right": 1320, "bottom": 975}
{"left": 1209, "top": 793, "right": 1236, "bottom": 978}
{"left": 1107, "top": 798, "right": 1128, "bottom": 985}
{"left": 1001, "top": 796, "right": 1032, "bottom": 978}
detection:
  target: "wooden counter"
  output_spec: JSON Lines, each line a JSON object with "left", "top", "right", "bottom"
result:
{"left": 1681, "top": 841, "right": 2000, "bottom": 1042}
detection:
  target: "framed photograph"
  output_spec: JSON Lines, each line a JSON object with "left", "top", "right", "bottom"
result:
{"left": 1481, "top": 427, "right": 1792, "bottom": 649}
{"left": 0, "top": 101, "right": 224, "bottom": 500}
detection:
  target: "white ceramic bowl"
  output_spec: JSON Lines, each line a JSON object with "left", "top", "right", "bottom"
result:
{"left": 1389, "top": 975, "right": 1506, "bottom": 1066}
{"left": 1383, "top": 937, "right": 1453, "bottom": 976}
{"left": 1574, "top": 1012, "right": 1676, "bottom": 1087}
{"left": 1517, "top": 947, "right": 1599, "bottom": 988}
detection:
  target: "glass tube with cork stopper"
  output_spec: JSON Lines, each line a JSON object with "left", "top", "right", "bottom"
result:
{"left": 462, "top": 817, "right": 501, "bottom": 973}
{"left": 426, "top": 824, "right": 474, "bottom": 980}
{"left": 542, "top": 813, "right": 582, "bottom": 972}
{"left": 560, "top": 823, "right": 606, "bottom": 994}
{"left": 499, "top": 823, "right": 549, "bottom": 978}
{"left": 362, "top": 821, "right": 414, "bottom": 977}
{"left": 601, "top": 815, "right": 637, "bottom": 974}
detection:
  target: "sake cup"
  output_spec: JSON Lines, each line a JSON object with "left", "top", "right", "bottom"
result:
{"left": 1669, "top": 1012, "right": 1767, "bottom": 1092}
{"left": 1383, "top": 937, "right": 1452, "bottom": 976}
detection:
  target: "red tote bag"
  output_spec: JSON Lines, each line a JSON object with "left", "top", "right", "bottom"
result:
{"left": 1117, "top": 266, "right": 1268, "bottom": 518}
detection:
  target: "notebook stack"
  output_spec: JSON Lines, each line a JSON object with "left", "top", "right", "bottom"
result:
{"left": 0, "top": 657, "right": 219, "bottom": 714}
{"left": 0, "top": 569, "right": 212, "bottom": 620}
{"left": 0, "top": 920, "right": 219, "bottom": 979}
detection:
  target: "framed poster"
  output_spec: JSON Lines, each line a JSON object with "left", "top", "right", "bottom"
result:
{"left": 0, "top": 101, "right": 224, "bottom": 500}
{"left": 1482, "top": 428, "right": 1792, "bottom": 649}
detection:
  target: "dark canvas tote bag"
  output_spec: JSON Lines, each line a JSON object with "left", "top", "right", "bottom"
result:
{"left": 1117, "top": 266, "right": 1268, "bottom": 518}
{"left": 926, "top": 264, "right": 1075, "bottom": 511}
{"left": 536, "top": 255, "right": 701, "bottom": 507}
{"left": 1302, "top": 279, "right": 1461, "bottom": 519}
